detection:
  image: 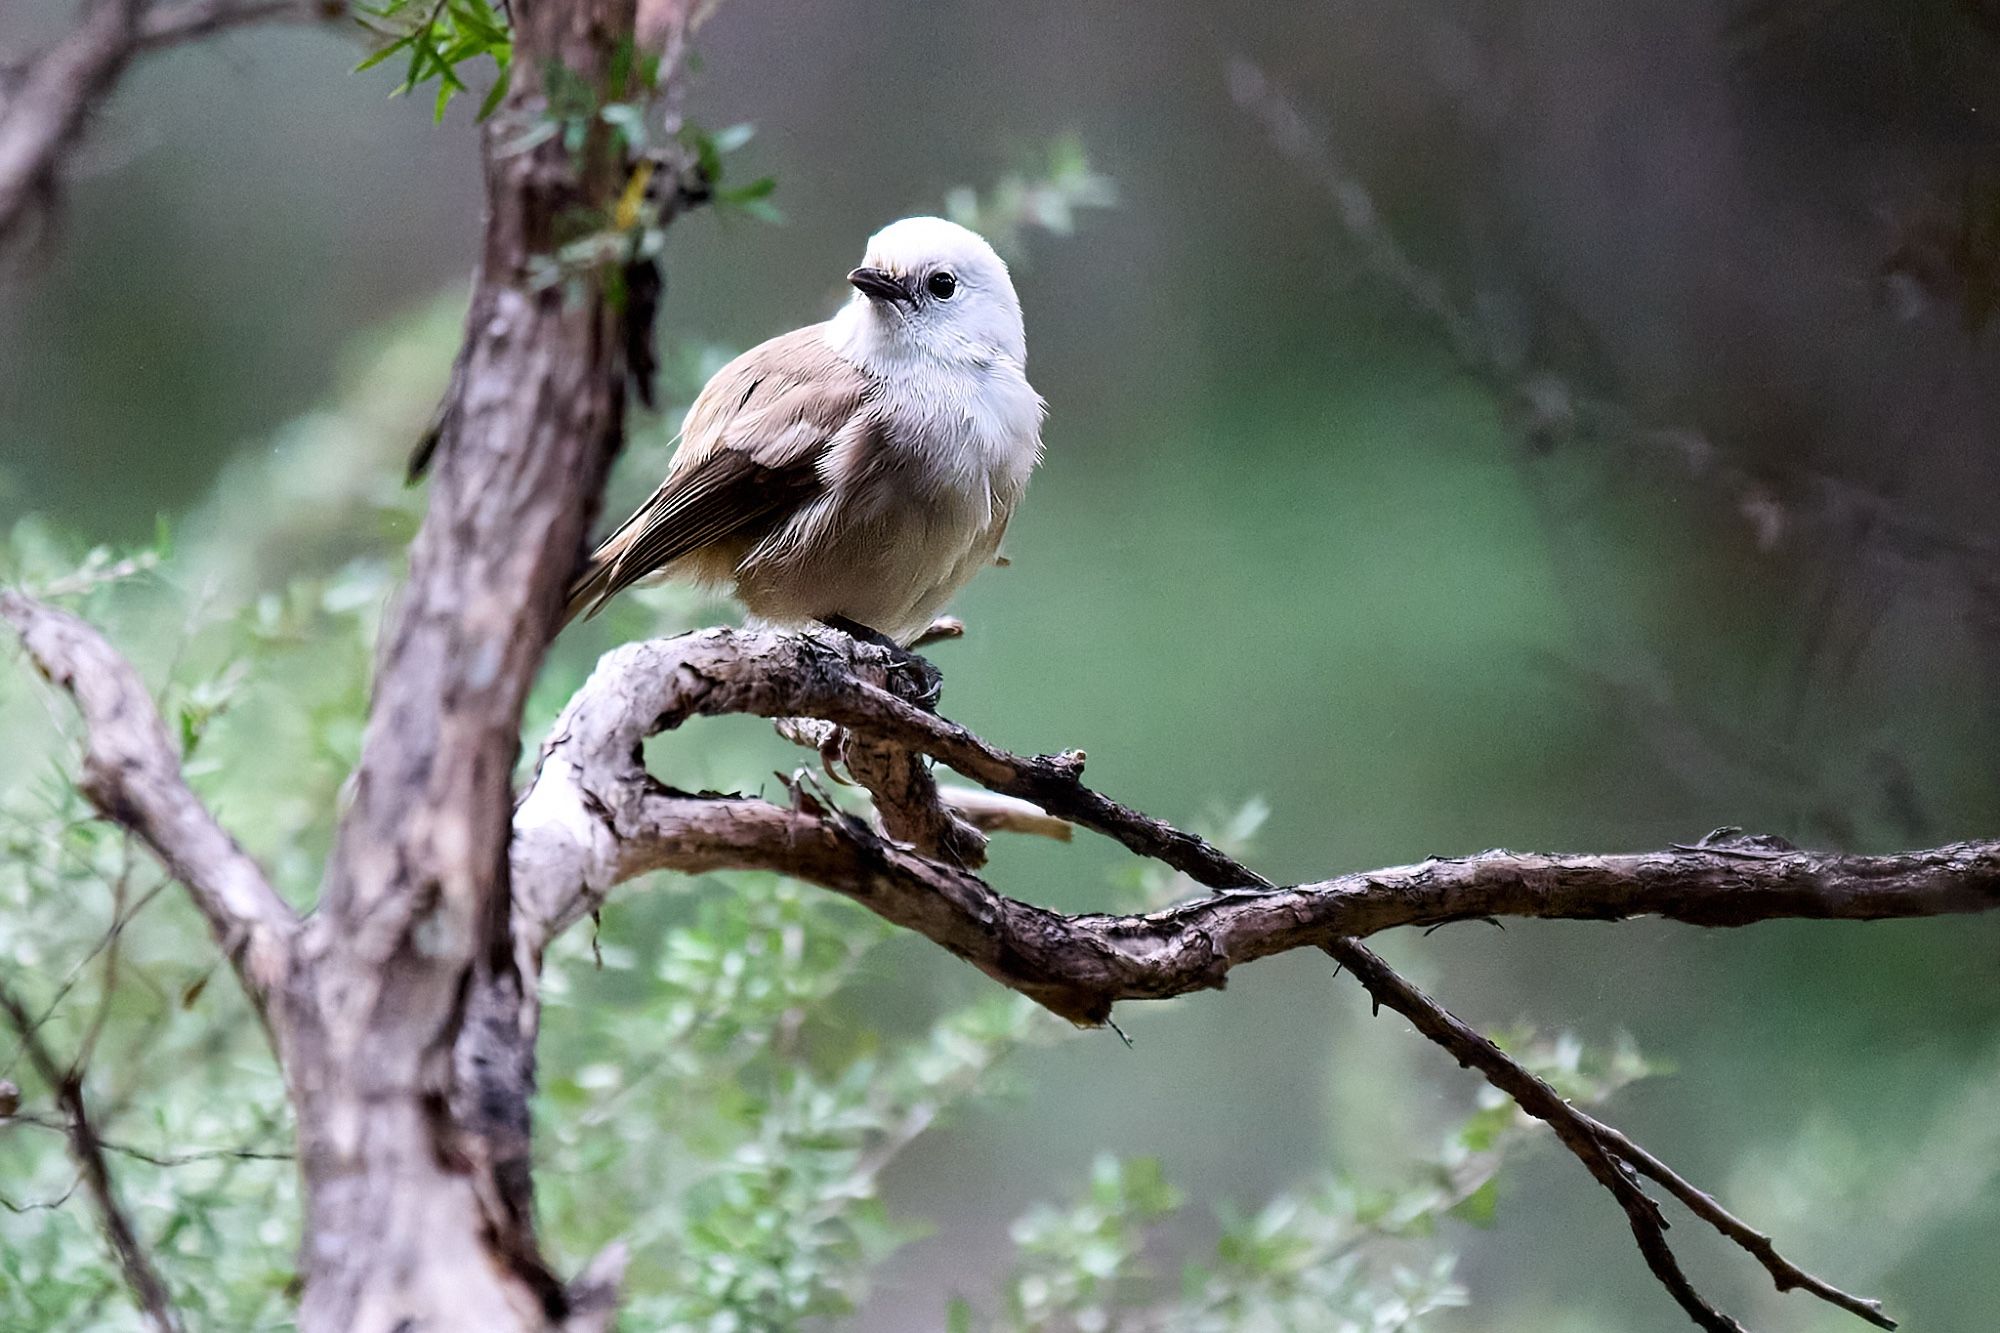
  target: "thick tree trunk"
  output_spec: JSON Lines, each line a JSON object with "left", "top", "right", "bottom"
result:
{"left": 286, "top": 2, "right": 640, "bottom": 1327}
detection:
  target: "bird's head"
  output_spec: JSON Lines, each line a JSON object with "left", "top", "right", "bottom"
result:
{"left": 836, "top": 217, "right": 1026, "bottom": 369}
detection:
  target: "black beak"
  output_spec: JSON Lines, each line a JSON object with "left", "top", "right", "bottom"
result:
{"left": 848, "top": 266, "right": 915, "bottom": 307}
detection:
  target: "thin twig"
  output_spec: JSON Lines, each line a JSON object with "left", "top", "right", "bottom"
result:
{"left": 1583, "top": 1113, "right": 1894, "bottom": 1328}
{"left": 1, "top": 876, "right": 170, "bottom": 1084}
{"left": 72, "top": 836, "right": 136, "bottom": 1073}
{"left": 0, "top": 1177, "right": 83, "bottom": 1213}
{"left": 0, "top": 980, "right": 185, "bottom": 1333}
{"left": 7, "top": 1112, "right": 294, "bottom": 1166}
{"left": 1324, "top": 941, "right": 1751, "bottom": 1333}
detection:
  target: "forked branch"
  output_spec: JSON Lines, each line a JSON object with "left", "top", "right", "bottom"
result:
{"left": 514, "top": 625, "right": 1966, "bottom": 1330}
{"left": 7, "top": 602, "right": 1962, "bottom": 1331}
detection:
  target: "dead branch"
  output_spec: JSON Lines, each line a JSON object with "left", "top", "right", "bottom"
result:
{"left": 10, "top": 589, "right": 1966, "bottom": 1331}
{"left": 768, "top": 710, "right": 992, "bottom": 865}
{"left": 1, "top": 592, "right": 295, "bottom": 1001}
{"left": 1580, "top": 1111, "right": 1892, "bottom": 1327}
{"left": 934, "top": 785, "right": 1073, "bottom": 842}
{"left": 514, "top": 628, "right": 1998, "bottom": 981}
{"left": 1324, "top": 942, "right": 1756, "bottom": 1333}
{"left": 511, "top": 624, "right": 1967, "bottom": 1330}
{"left": 0, "top": 979, "right": 184, "bottom": 1333}
{"left": 819, "top": 694, "right": 991, "bottom": 868}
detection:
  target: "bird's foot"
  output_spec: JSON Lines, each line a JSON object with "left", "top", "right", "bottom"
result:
{"left": 886, "top": 653, "right": 944, "bottom": 711}
{"left": 816, "top": 616, "right": 943, "bottom": 710}
{"left": 910, "top": 616, "right": 965, "bottom": 650}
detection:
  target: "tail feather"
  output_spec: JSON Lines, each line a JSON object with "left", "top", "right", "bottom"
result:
{"left": 561, "top": 541, "right": 629, "bottom": 627}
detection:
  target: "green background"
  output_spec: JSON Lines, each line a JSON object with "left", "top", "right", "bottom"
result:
{"left": 4, "top": 0, "right": 1998, "bottom": 1328}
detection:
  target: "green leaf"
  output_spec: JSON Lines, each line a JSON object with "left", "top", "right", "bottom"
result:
{"left": 720, "top": 175, "right": 777, "bottom": 202}
{"left": 600, "top": 102, "right": 649, "bottom": 150}
{"left": 476, "top": 66, "right": 511, "bottom": 121}
{"left": 352, "top": 33, "right": 416, "bottom": 74}
{"left": 1454, "top": 1102, "right": 1515, "bottom": 1154}
{"left": 1449, "top": 1177, "right": 1500, "bottom": 1228}
{"left": 498, "top": 118, "right": 560, "bottom": 157}
{"left": 710, "top": 121, "right": 757, "bottom": 154}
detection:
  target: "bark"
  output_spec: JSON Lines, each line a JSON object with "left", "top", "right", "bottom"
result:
{"left": 512, "top": 629, "right": 2000, "bottom": 1025}
{"left": 285, "top": 3, "right": 643, "bottom": 1327}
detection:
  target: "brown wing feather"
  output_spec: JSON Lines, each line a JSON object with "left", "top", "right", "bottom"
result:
{"left": 564, "top": 326, "right": 875, "bottom": 623}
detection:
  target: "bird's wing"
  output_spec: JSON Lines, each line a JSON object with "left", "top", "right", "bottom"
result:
{"left": 565, "top": 326, "right": 876, "bottom": 623}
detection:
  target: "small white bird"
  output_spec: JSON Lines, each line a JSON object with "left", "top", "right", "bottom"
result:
{"left": 566, "top": 217, "right": 1046, "bottom": 646}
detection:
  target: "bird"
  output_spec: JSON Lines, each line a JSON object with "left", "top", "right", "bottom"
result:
{"left": 564, "top": 216, "right": 1045, "bottom": 652}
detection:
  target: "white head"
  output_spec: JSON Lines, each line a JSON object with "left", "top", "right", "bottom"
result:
{"left": 829, "top": 217, "right": 1027, "bottom": 372}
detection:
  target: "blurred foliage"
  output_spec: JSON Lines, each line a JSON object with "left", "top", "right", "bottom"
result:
{"left": 944, "top": 136, "right": 1117, "bottom": 266}
{"left": 948, "top": 1033, "right": 1656, "bottom": 1333}
{"left": 7, "top": 4, "right": 2000, "bottom": 1326}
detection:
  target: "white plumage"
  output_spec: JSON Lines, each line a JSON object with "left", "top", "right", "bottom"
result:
{"left": 567, "top": 217, "right": 1045, "bottom": 645}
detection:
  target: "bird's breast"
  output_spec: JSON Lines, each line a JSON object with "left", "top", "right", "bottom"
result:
{"left": 877, "top": 363, "right": 1043, "bottom": 501}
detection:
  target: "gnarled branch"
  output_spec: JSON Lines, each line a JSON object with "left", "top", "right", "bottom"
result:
{"left": 512, "top": 624, "right": 1972, "bottom": 1331}
{"left": 513, "top": 628, "right": 1998, "bottom": 1017}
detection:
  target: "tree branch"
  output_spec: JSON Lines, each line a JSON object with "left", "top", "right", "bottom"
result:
{"left": 0, "top": 979, "right": 185, "bottom": 1333}
{"left": 513, "top": 625, "right": 1959, "bottom": 1330}
{"left": 0, "top": 0, "right": 331, "bottom": 244}
{"left": 841, "top": 728, "right": 991, "bottom": 868}
{"left": 514, "top": 628, "right": 1998, "bottom": 980}
{"left": 1224, "top": 55, "right": 2000, "bottom": 609}
{"left": 0, "top": 0, "right": 143, "bottom": 242}
{"left": 138, "top": 0, "right": 324, "bottom": 49}
{"left": 1323, "top": 941, "right": 1766, "bottom": 1333}
{"left": 1578, "top": 1111, "right": 1893, "bottom": 1327}
{"left": 1, "top": 592, "right": 296, "bottom": 1001}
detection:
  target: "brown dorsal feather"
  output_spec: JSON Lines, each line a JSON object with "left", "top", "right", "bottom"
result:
{"left": 565, "top": 325, "right": 878, "bottom": 623}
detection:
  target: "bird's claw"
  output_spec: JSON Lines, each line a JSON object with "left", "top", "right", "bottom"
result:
{"left": 886, "top": 651, "right": 944, "bottom": 710}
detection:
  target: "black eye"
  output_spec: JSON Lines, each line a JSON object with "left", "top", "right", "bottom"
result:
{"left": 926, "top": 271, "right": 958, "bottom": 300}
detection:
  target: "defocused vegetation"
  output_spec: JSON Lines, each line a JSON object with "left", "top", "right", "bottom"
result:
{"left": 5, "top": 0, "right": 2000, "bottom": 1329}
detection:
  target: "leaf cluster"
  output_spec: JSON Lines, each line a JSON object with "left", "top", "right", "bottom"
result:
{"left": 354, "top": 0, "right": 514, "bottom": 122}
